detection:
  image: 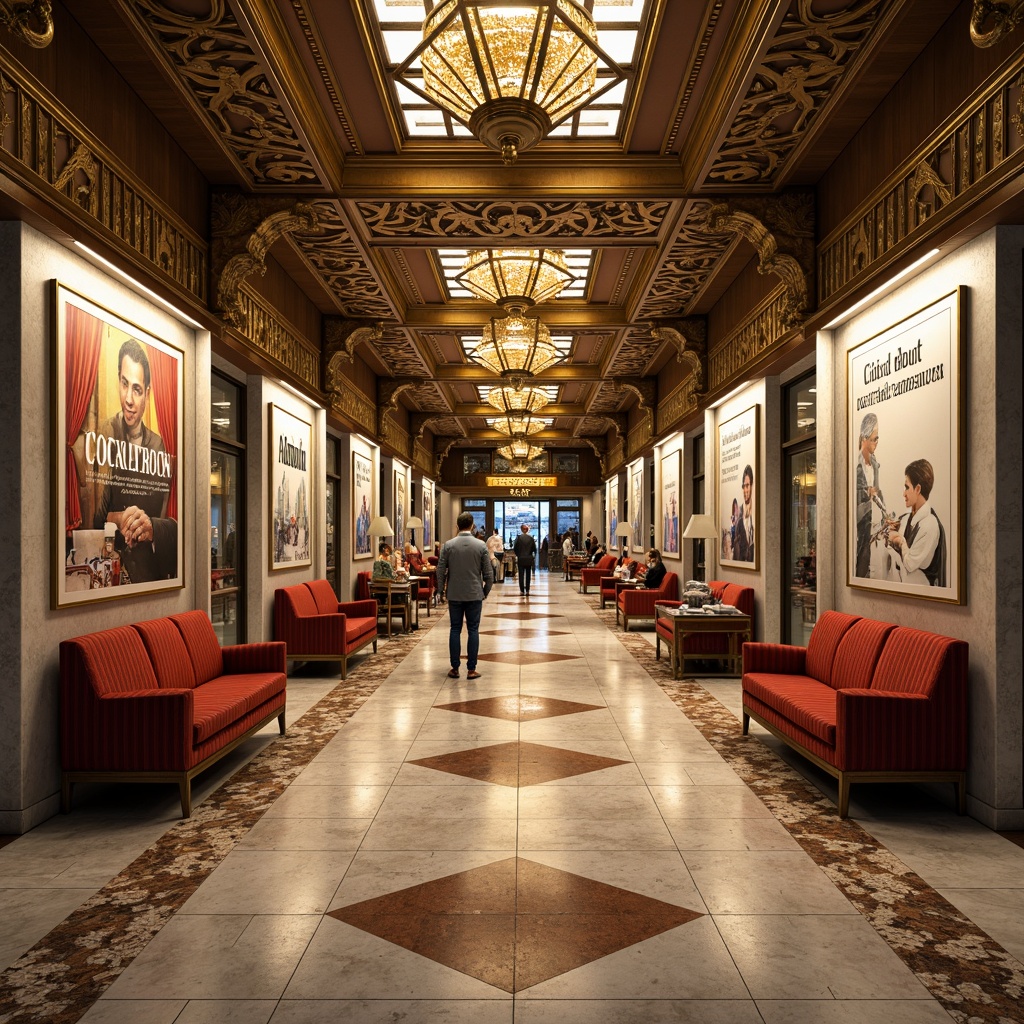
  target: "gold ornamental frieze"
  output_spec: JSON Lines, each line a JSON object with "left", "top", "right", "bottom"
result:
{"left": 123, "top": 0, "right": 324, "bottom": 187}
{"left": 608, "top": 326, "right": 668, "bottom": 376}
{"left": 708, "top": 286, "right": 796, "bottom": 392}
{"left": 656, "top": 376, "right": 702, "bottom": 436}
{"left": 354, "top": 199, "right": 671, "bottom": 242}
{"left": 232, "top": 284, "right": 320, "bottom": 391}
{"left": 0, "top": 66, "right": 206, "bottom": 301}
{"left": 413, "top": 441, "right": 433, "bottom": 478}
{"left": 328, "top": 378, "right": 376, "bottom": 433}
{"left": 819, "top": 62, "right": 1024, "bottom": 304}
{"left": 704, "top": 0, "right": 889, "bottom": 188}
{"left": 0, "top": 0, "right": 53, "bottom": 48}
{"left": 290, "top": 201, "right": 394, "bottom": 319}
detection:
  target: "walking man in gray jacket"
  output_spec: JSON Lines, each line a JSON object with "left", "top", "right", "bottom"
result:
{"left": 436, "top": 511, "right": 493, "bottom": 679}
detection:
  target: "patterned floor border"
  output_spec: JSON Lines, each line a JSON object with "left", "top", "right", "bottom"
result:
{"left": 583, "top": 596, "right": 1024, "bottom": 1024}
{"left": 0, "top": 618, "right": 440, "bottom": 1024}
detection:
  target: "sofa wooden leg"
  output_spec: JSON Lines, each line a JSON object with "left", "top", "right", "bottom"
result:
{"left": 741, "top": 711, "right": 749, "bottom": 735}
{"left": 179, "top": 779, "right": 192, "bottom": 819}
{"left": 340, "top": 656, "right": 348, "bottom": 680}
{"left": 373, "top": 639, "right": 378, "bottom": 653}
{"left": 278, "top": 710, "right": 286, "bottom": 735}
{"left": 61, "top": 776, "right": 72, "bottom": 813}
{"left": 837, "top": 775, "right": 851, "bottom": 818}
{"left": 655, "top": 635, "right": 661, "bottom": 660}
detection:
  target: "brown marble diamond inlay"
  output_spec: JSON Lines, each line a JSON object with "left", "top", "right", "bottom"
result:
{"left": 436, "top": 694, "right": 604, "bottom": 721}
{"left": 475, "top": 650, "right": 580, "bottom": 666}
{"left": 479, "top": 628, "right": 570, "bottom": 638}
{"left": 408, "top": 741, "right": 628, "bottom": 787}
{"left": 328, "top": 857, "right": 702, "bottom": 992}
{"left": 485, "top": 611, "right": 563, "bottom": 621}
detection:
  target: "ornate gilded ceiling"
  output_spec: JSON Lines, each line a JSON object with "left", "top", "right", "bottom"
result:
{"left": 52, "top": 0, "right": 985, "bottom": 463}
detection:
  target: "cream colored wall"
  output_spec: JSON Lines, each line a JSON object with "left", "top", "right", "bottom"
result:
{"left": 1, "top": 222, "right": 203, "bottom": 832}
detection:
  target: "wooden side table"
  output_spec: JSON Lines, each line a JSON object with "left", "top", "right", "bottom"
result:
{"left": 655, "top": 607, "right": 752, "bottom": 679}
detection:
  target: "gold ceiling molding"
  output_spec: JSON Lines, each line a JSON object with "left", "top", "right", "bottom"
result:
{"left": 636, "top": 200, "right": 733, "bottom": 318}
{"left": 649, "top": 319, "right": 707, "bottom": 416}
{"left": 327, "top": 375, "right": 376, "bottom": 436}
{"left": 210, "top": 192, "right": 320, "bottom": 326}
{"left": 708, "top": 285, "right": 797, "bottom": 392}
{"left": 657, "top": 375, "right": 703, "bottom": 436}
{"left": 410, "top": 413, "right": 450, "bottom": 443}
{"left": 701, "top": 193, "right": 814, "bottom": 328}
{"left": 288, "top": 201, "right": 394, "bottom": 319}
{"left": 704, "top": 0, "right": 886, "bottom": 187}
{"left": 125, "top": 0, "right": 323, "bottom": 187}
{"left": 377, "top": 377, "right": 419, "bottom": 439}
{"left": 354, "top": 200, "right": 671, "bottom": 241}
{"left": 971, "top": 0, "right": 1024, "bottom": 46}
{"left": 0, "top": 0, "right": 53, "bottom": 48}
{"left": 581, "top": 437, "right": 607, "bottom": 477}
{"left": 230, "top": 284, "right": 320, "bottom": 392}
{"left": 286, "top": 0, "right": 361, "bottom": 153}
{"left": 818, "top": 61, "right": 1024, "bottom": 305}
{"left": 433, "top": 436, "right": 461, "bottom": 477}
{"left": 0, "top": 64, "right": 207, "bottom": 302}
{"left": 663, "top": 0, "right": 725, "bottom": 153}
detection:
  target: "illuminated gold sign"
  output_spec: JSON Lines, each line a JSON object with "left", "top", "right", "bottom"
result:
{"left": 485, "top": 476, "right": 558, "bottom": 488}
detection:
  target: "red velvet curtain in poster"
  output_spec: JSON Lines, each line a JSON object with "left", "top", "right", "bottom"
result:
{"left": 147, "top": 345, "right": 178, "bottom": 520}
{"left": 64, "top": 305, "right": 103, "bottom": 532}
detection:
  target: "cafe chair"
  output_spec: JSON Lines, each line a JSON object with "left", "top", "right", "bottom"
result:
{"left": 370, "top": 580, "right": 411, "bottom": 637}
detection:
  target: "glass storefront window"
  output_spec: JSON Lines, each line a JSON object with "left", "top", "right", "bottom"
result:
{"left": 784, "top": 373, "right": 816, "bottom": 644}
{"left": 326, "top": 436, "right": 340, "bottom": 597}
{"left": 211, "top": 373, "right": 244, "bottom": 644}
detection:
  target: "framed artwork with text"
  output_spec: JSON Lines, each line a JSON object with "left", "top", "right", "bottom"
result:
{"left": 269, "top": 403, "right": 312, "bottom": 571}
{"left": 353, "top": 451, "right": 373, "bottom": 560}
{"left": 718, "top": 405, "right": 758, "bottom": 571}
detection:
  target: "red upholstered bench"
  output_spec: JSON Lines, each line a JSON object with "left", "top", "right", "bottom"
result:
{"left": 578, "top": 554, "right": 618, "bottom": 593}
{"left": 742, "top": 610, "right": 968, "bottom": 817}
{"left": 60, "top": 610, "right": 287, "bottom": 818}
{"left": 274, "top": 580, "right": 378, "bottom": 679}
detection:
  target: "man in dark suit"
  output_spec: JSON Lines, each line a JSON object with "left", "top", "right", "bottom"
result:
{"left": 513, "top": 523, "right": 538, "bottom": 596}
{"left": 436, "top": 511, "right": 493, "bottom": 679}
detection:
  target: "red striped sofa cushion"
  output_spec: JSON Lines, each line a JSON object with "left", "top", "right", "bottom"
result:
{"left": 69, "top": 627, "right": 159, "bottom": 695}
{"left": 171, "top": 610, "right": 224, "bottom": 684}
{"left": 829, "top": 618, "right": 896, "bottom": 691}
{"left": 134, "top": 617, "right": 197, "bottom": 689}
{"left": 805, "top": 611, "right": 860, "bottom": 686}
{"left": 872, "top": 627, "right": 963, "bottom": 695}
{"left": 743, "top": 673, "right": 837, "bottom": 744}
{"left": 192, "top": 674, "right": 286, "bottom": 744}
{"left": 306, "top": 579, "right": 340, "bottom": 614}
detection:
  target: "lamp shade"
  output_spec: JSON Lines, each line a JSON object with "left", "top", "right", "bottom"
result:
{"left": 406, "top": 516, "right": 424, "bottom": 530}
{"left": 615, "top": 523, "right": 633, "bottom": 539}
{"left": 682, "top": 513, "right": 718, "bottom": 540}
{"left": 369, "top": 516, "right": 394, "bottom": 538}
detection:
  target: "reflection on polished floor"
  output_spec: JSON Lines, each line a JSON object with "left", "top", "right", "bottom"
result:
{"left": 2, "top": 574, "right": 1024, "bottom": 1023}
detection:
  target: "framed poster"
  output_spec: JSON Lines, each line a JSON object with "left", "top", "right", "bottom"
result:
{"left": 629, "top": 460, "right": 644, "bottom": 553}
{"left": 718, "top": 405, "right": 758, "bottom": 570}
{"left": 394, "top": 469, "right": 406, "bottom": 550}
{"left": 553, "top": 452, "right": 579, "bottom": 475}
{"left": 53, "top": 283, "right": 184, "bottom": 608}
{"left": 847, "top": 288, "right": 963, "bottom": 603}
{"left": 463, "top": 452, "right": 491, "bottom": 476}
{"left": 422, "top": 480, "right": 433, "bottom": 549}
{"left": 353, "top": 451, "right": 373, "bottom": 560}
{"left": 661, "top": 452, "right": 680, "bottom": 558}
{"left": 269, "top": 404, "right": 312, "bottom": 571}
{"left": 608, "top": 476, "right": 618, "bottom": 551}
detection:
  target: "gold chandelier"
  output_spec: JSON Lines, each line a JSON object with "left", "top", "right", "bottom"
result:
{"left": 395, "top": 1, "right": 625, "bottom": 164}
{"left": 472, "top": 311, "right": 562, "bottom": 386}
{"left": 497, "top": 439, "right": 544, "bottom": 462}
{"left": 491, "top": 413, "right": 545, "bottom": 437}
{"left": 456, "top": 248, "right": 573, "bottom": 308}
{"left": 486, "top": 385, "right": 549, "bottom": 415}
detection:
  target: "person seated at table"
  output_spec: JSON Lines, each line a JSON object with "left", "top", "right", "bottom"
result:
{"left": 588, "top": 542, "right": 607, "bottom": 565}
{"left": 640, "top": 549, "right": 666, "bottom": 590}
{"left": 404, "top": 542, "right": 426, "bottom": 573}
{"left": 373, "top": 542, "right": 395, "bottom": 581}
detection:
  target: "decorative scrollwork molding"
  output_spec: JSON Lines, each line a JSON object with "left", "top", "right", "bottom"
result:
{"left": 0, "top": 0, "right": 53, "bottom": 47}
{"left": 603, "top": 412, "right": 630, "bottom": 443}
{"left": 355, "top": 199, "right": 671, "bottom": 241}
{"left": 377, "top": 377, "right": 419, "bottom": 438}
{"left": 410, "top": 412, "right": 446, "bottom": 442}
{"left": 125, "top": 0, "right": 323, "bottom": 186}
{"left": 323, "top": 317, "right": 382, "bottom": 366}
{"left": 708, "top": 286, "right": 798, "bottom": 392}
{"left": 649, "top": 318, "right": 707, "bottom": 414}
{"left": 970, "top": 0, "right": 1024, "bottom": 46}
{"left": 211, "top": 193, "right": 320, "bottom": 326}
{"left": 581, "top": 437, "right": 607, "bottom": 477}
{"left": 434, "top": 437, "right": 460, "bottom": 477}
{"left": 701, "top": 194, "right": 814, "bottom": 328}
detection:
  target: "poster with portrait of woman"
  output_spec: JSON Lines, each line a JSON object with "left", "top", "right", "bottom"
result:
{"left": 394, "top": 470, "right": 406, "bottom": 551}
{"left": 53, "top": 283, "right": 184, "bottom": 608}
{"left": 607, "top": 476, "right": 618, "bottom": 553}
{"left": 421, "top": 479, "right": 433, "bottom": 549}
{"left": 847, "top": 288, "right": 963, "bottom": 603}
{"left": 629, "top": 460, "right": 644, "bottom": 553}
{"left": 718, "top": 405, "right": 758, "bottom": 570}
{"left": 353, "top": 451, "right": 373, "bottom": 560}
{"left": 269, "top": 404, "right": 312, "bottom": 571}
{"left": 661, "top": 452, "right": 680, "bottom": 558}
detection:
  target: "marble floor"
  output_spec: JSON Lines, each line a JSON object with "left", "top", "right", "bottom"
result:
{"left": 1, "top": 573, "right": 1023, "bottom": 1023}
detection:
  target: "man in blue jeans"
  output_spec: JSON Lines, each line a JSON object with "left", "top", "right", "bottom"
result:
{"left": 436, "top": 511, "right": 493, "bottom": 679}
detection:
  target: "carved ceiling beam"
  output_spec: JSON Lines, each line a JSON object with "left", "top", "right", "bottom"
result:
{"left": 581, "top": 437, "right": 608, "bottom": 477}
{"left": 377, "top": 378, "right": 420, "bottom": 438}
{"left": 970, "top": 0, "right": 1024, "bottom": 46}
{"left": 340, "top": 155, "right": 688, "bottom": 197}
{"left": 432, "top": 364, "right": 609, "bottom": 383}
{"left": 602, "top": 413, "right": 630, "bottom": 442}
{"left": 402, "top": 305, "right": 632, "bottom": 330}
{"left": 647, "top": 317, "right": 707, "bottom": 412}
{"left": 211, "top": 193, "right": 321, "bottom": 327}
{"left": 410, "top": 413, "right": 450, "bottom": 442}
{"left": 0, "top": 0, "right": 53, "bottom": 47}
{"left": 699, "top": 193, "right": 814, "bottom": 329}
{"left": 433, "top": 437, "right": 461, "bottom": 476}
